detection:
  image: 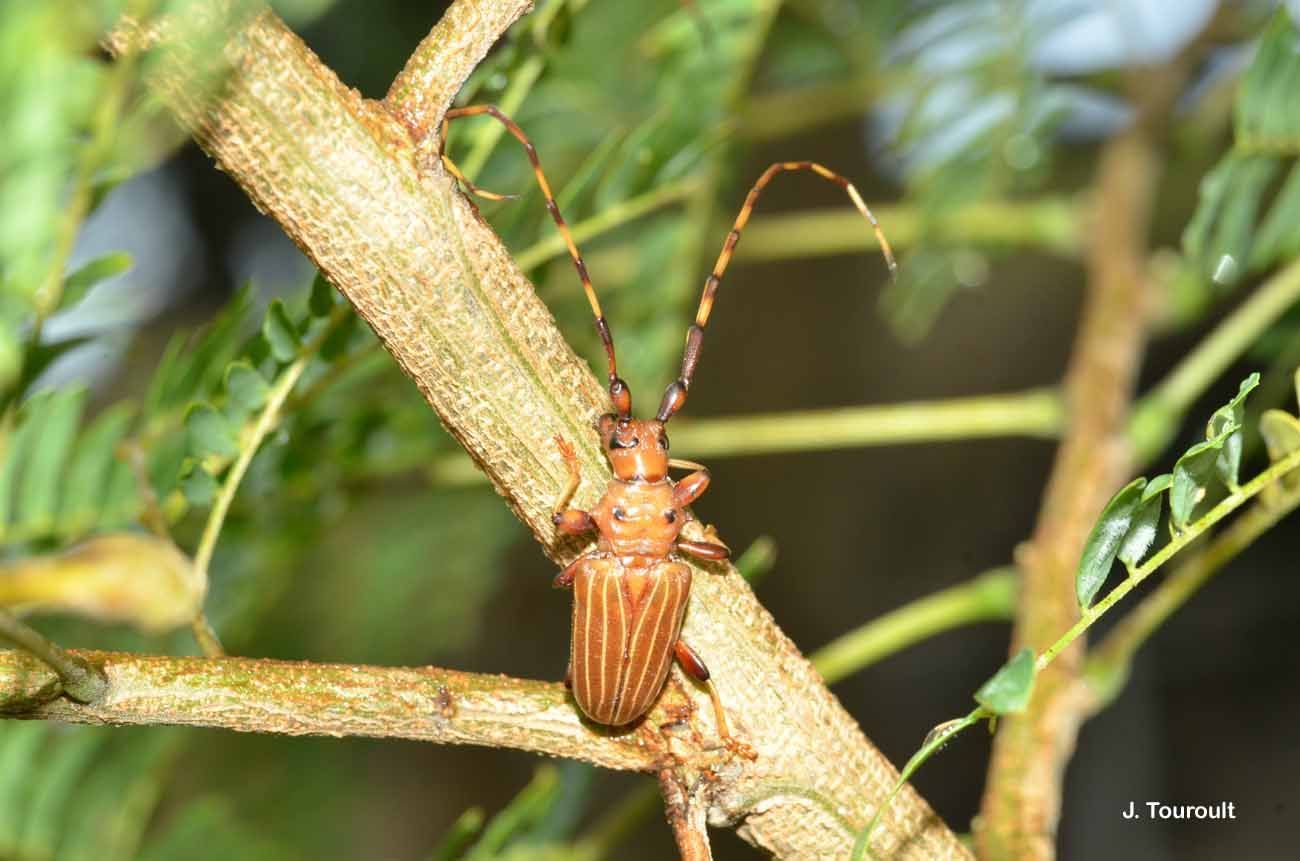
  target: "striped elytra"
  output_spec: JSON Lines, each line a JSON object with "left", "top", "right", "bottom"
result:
{"left": 569, "top": 557, "right": 692, "bottom": 726}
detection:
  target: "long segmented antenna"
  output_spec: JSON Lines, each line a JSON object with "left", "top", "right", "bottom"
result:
{"left": 656, "top": 161, "right": 897, "bottom": 422}
{"left": 441, "top": 105, "right": 632, "bottom": 417}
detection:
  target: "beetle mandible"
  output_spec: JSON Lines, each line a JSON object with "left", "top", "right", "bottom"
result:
{"left": 440, "top": 105, "right": 896, "bottom": 733}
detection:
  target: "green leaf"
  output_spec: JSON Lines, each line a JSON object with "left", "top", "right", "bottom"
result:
{"left": 1076, "top": 477, "right": 1146, "bottom": 609}
{"left": 1206, "top": 373, "right": 1260, "bottom": 488}
{"left": 1260, "top": 409, "right": 1300, "bottom": 464}
{"left": 318, "top": 311, "right": 357, "bottom": 361}
{"left": 60, "top": 403, "right": 136, "bottom": 537}
{"left": 0, "top": 723, "right": 49, "bottom": 841}
{"left": 1183, "top": 11, "right": 1300, "bottom": 286}
{"left": 224, "top": 360, "right": 270, "bottom": 414}
{"left": 17, "top": 335, "right": 94, "bottom": 399}
{"left": 62, "top": 251, "right": 132, "bottom": 308}
{"left": 146, "top": 287, "right": 253, "bottom": 414}
{"left": 975, "top": 648, "right": 1036, "bottom": 715}
{"left": 18, "top": 728, "right": 111, "bottom": 856}
{"left": 1117, "top": 492, "right": 1163, "bottom": 570}
{"left": 185, "top": 403, "right": 239, "bottom": 460}
{"left": 16, "top": 387, "right": 86, "bottom": 533}
{"left": 432, "top": 808, "right": 486, "bottom": 861}
{"left": 309, "top": 272, "right": 335, "bottom": 316}
{"left": 1235, "top": 10, "right": 1300, "bottom": 151}
{"left": 179, "top": 459, "right": 219, "bottom": 507}
{"left": 1259, "top": 409, "right": 1300, "bottom": 503}
{"left": 137, "top": 797, "right": 289, "bottom": 861}
{"left": 1181, "top": 153, "right": 1279, "bottom": 288}
{"left": 1171, "top": 437, "right": 1226, "bottom": 529}
{"left": 262, "top": 299, "right": 301, "bottom": 362}
{"left": 465, "top": 766, "right": 561, "bottom": 860}
{"left": 56, "top": 730, "right": 179, "bottom": 861}
{"left": 1143, "top": 473, "right": 1172, "bottom": 500}
{"left": 1250, "top": 161, "right": 1300, "bottom": 269}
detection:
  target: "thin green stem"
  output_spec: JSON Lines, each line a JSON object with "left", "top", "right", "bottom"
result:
{"left": 1131, "top": 256, "right": 1300, "bottom": 463}
{"left": 733, "top": 198, "right": 1083, "bottom": 263}
{"left": 417, "top": 389, "right": 1065, "bottom": 486}
{"left": 812, "top": 568, "right": 1017, "bottom": 685}
{"left": 671, "top": 389, "right": 1064, "bottom": 458}
{"left": 0, "top": 609, "right": 106, "bottom": 703}
{"left": 189, "top": 305, "right": 350, "bottom": 654}
{"left": 733, "top": 535, "right": 778, "bottom": 583}
{"left": 513, "top": 177, "right": 700, "bottom": 271}
{"left": 1084, "top": 480, "right": 1300, "bottom": 708}
{"left": 740, "top": 75, "right": 887, "bottom": 142}
{"left": 852, "top": 707, "right": 989, "bottom": 859}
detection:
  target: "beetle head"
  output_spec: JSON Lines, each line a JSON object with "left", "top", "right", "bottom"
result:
{"left": 599, "top": 414, "right": 669, "bottom": 481}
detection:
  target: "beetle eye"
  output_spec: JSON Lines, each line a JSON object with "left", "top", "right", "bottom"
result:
{"left": 609, "top": 437, "right": 638, "bottom": 450}
{"left": 659, "top": 433, "right": 669, "bottom": 449}
{"left": 665, "top": 510, "right": 677, "bottom": 523}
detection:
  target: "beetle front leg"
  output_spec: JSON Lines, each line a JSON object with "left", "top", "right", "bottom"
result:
{"left": 552, "top": 436, "right": 594, "bottom": 535}
{"left": 672, "top": 467, "right": 711, "bottom": 508}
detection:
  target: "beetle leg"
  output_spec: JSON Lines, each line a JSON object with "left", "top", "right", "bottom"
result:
{"left": 674, "top": 641, "right": 727, "bottom": 736}
{"left": 564, "top": 664, "right": 573, "bottom": 690}
{"left": 554, "top": 558, "right": 582, "bottom": 589}
{"left": 552, "top": 436, "right": 595, "bottom": 535}
{"left": 676, "top": 539, "right": 730, "bottom": 561}
{"left": 674, "top": 641, "right": 755, "bottom": 759}
{"left": 672, "top": 468, "right": 711, "bottom": 508}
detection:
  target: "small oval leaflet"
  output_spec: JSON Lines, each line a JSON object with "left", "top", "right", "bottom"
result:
{"left": 262, "top": 300, "right": 302, "bottom": 363}
{"left": 1076, "top": 477, "right": 1146, "bottom": 609}
{"left": 975, "top": 647, "right": 1037, "bottom": 715}
{"left": 185, "top": 403, "right": 239, "bottom": 460}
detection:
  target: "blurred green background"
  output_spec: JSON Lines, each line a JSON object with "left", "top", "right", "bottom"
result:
{"left": 2, "top": 0, "right": 1299, "bottom": 858}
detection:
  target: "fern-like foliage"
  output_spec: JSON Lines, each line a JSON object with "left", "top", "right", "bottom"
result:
{"left": 1176, "top": 9, "right": 1300, "bottom": 322}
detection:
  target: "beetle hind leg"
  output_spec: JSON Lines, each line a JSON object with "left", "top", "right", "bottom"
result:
{"left": 673, "top": 641, "right": 755, "bottom": 759}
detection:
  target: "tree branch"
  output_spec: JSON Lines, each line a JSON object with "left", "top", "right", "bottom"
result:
{"left": 383, "top": 0, "right": 531, "bottom": 159}
{"left": 0, "top": 649, "right": 656, "bottom": 769}
{"left": 46, "top": 2, "right": 973, "bottom": 857}
{"left": 659, "top": 770, "right": 714, "bottom": 861}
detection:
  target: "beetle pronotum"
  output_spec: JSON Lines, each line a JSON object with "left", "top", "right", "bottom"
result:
{"left": 441, "top": 105, "right": 896, "bottom": 734}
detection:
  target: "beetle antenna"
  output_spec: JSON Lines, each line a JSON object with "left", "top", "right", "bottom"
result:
{"left": 656, "top": 161, "right": 896, "bottom": 422}
{"left": 442, "top": 105, "right": 631, "bottom": 417}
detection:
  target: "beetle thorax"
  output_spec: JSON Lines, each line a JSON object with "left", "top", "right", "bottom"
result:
{"left": 591, "top": 479, "right": 682, "bottom": 560}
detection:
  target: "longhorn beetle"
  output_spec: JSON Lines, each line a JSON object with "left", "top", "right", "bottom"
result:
{"left": 441, "top": 105, "right": 896, "bottom": 734}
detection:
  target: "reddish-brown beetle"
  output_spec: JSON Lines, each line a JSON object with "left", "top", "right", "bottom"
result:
{"left": 441, "top": 105, "right": 895, "bottom": 732}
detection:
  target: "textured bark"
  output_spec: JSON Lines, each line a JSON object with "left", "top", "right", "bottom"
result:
{"left": 0, "top": 2, "right": 982, "bottom": 858}
{"left": 0, "top": 650, "right": 657, "bottom": 768}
